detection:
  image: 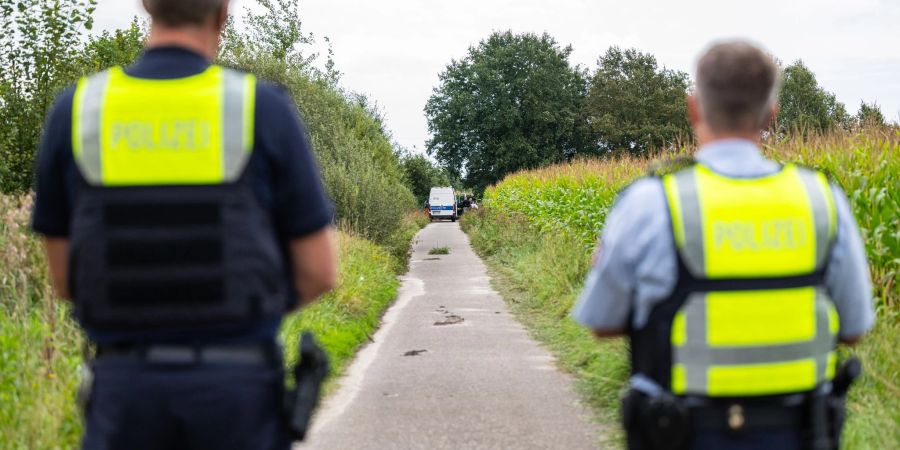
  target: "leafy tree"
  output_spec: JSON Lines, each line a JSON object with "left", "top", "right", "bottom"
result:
{"left": 856, "top": 101, "right": 886, "bottom": 128}
{"left": 219, "top": 0, "right": 415, "bottom": 243}
{"left": 0, "top": 0, "right": 98, "bottom": 192}
{"left": 220, "top": 0, "right": 334, "bottom": 83}
{"left": 582, "top": 47, "right": 691, "bottom": 155}
{"left": 425, "top": 31, "right": 586, "bottom": 193}
{"left": 76, "top": 19, "right": 146, "bottom": 73}
{"left": 400, "top": 153, "right": 452, "bottom": 204}
{"left": 777, "top": 61, "right": 849, "bottom": 133}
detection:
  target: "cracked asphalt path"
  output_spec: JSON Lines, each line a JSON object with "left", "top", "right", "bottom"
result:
{"left": 298, "top": 222, "right": 597, "bottom": 449}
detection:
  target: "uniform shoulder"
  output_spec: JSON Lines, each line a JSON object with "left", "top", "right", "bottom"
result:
{"left": 45, "top": 85, "right": 77, "bottom": 129}
{"left": 254, "top": 80, "right": 295, "bottom": 110}
{"left": 53, "top": 85, "right": 78, "bottom": 108}
{"left": 614, "top": 176, "right": 666, "bottom": 211}
{"left": 216, "top": 66, "right": 295, "bottom": 113}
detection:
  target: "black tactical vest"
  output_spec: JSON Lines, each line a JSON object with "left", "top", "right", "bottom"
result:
{"left": 68, "top": 66, "right": 288, "bottom": 331}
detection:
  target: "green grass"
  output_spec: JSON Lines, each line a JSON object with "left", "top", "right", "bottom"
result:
{"left": 0, "top": 195, "right": 84, "bottom": 449}
{"left": 464, "top": 128, "right": 900, "bottom": 449}
{"left": 429, "top": 246, "right": 450, "bottom": 255}
{"left": 0, "top": 195, "right": 426, "bottom": 449}
{"left": 280, "top": 232, "right": 400, "bottom": 380}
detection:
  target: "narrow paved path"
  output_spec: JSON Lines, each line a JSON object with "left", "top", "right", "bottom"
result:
{"left": 299, "top": 222, "right": 597, "bottom": 449}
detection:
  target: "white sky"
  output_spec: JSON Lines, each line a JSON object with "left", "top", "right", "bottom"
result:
{"left": 95, "top": 0, "right": 900, "bottom": 153}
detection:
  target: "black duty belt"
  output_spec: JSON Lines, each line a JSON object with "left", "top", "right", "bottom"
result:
{"left": 95, "top": 343, "right": 276, "bottom": 366}
{"left": 690, "top": 402, "right": 805, "bottom": 431}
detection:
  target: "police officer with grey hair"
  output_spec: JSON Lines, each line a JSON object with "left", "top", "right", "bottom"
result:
{"left": 32, "top": 1, "right": 338, "bottom": 448}
{"left": 572, "top": 41, "right": 874, "bottom": 449}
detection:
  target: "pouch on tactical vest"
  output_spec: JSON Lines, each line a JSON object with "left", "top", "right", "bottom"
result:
{"left": 68, "top": 66, "right": 288, "bottom": 330}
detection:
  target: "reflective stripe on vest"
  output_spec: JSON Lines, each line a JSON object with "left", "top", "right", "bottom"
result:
{"left": 72, "top": 65, "right": 256, "bottom": 186}
{"left": 663, "top": 163, "right": 839, "bottom": 397}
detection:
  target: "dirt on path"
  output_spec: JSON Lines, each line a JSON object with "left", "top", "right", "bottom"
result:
{"left": 298, "top": 222, "right": 598, "bottom": 449}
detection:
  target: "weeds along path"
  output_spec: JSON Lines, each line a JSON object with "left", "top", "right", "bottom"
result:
{"left": 298, "top": 222, "right": 598, "bottom": 449}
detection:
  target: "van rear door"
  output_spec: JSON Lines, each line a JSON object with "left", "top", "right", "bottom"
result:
{"left": 429, "top": 188, "right": 455, "bottom": 217}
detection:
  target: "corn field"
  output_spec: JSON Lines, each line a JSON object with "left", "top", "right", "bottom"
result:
{"left": 485, "top": 128, "right": 899, "bottom": 311}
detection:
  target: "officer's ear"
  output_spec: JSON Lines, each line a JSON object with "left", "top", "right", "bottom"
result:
{"left": 687, "top": 94, "right": 701, "bottom": 127}
{"left": 764, "top": 103, "right": 779, "bottom": 130}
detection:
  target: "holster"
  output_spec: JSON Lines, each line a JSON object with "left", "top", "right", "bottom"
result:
{"left": 284, "top": 333, "right": 330, "bottom": 442}
{"left": 76, "top": 362, "right": 94, "bottom": 420}
{"left": 622, "top": 389, "right": 690, "bottom": 450}
{"left": 815, "top": 357, "right": 862, "bottom": 450}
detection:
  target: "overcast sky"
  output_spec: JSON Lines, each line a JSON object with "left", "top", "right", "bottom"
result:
{"left": 95, "top": 0, "right": 900, "bottom": 153}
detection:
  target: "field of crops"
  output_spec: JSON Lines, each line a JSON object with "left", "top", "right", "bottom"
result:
{"left": 488, "top": 130, "right": 899, "bottom": 306}
{"left": 472, "top": 129, "right": 899, "bottom": 447}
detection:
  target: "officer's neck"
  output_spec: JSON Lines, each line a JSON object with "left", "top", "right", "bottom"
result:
{"left": 695, "top": 124, "right": 761, "bottom": 148}
{"left": 146, "top": 24, "right": 219, "bottom": 61}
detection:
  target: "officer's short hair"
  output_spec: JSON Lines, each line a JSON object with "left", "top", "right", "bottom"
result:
{"left": 143, "top": 0, "right": 227, "bottom": 26}
{"left": 695, "top": 41, "right": 780, "bottom": 133}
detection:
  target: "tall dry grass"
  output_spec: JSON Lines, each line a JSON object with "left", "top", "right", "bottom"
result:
{"left": 0, "top": 194, "right": 85, "bottom": 448}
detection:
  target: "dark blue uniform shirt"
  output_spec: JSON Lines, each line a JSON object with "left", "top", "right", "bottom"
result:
{"left": 31, "top": 46, "right": 334, "bottom": 344}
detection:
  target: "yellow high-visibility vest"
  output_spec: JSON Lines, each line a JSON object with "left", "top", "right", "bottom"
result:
{"left": 72, "top": 65, "right": 256, "bottom": 186}
{"left": 659, "top": 163, "right": 839, "bottom": 397}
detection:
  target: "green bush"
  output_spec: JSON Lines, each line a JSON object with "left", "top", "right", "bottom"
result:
{"left": 220, "top": 0, "right": 416, "bottom": 244}
{"left": 470, "top": 129, "right": 900, "bottom": 448}
{"left": 280, "top": 232, "right": 401, "bottom": 379}
{"left": 400, "top": 153, "right": 452, "bottom": 205}
{"left": 0, "top": 195, "right": 84, "bottom": 449}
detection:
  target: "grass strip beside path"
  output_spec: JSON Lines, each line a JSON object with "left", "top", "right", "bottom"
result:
{"left": 0, "top": 194, "right": 428, "bottom": 449}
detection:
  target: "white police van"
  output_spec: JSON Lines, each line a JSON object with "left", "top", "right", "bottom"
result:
{"left": 428, "top": 187, "right": 458, "bottom": 222}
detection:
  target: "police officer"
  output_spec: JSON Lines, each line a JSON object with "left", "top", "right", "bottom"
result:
{"left": 572, "top": 41, "right": 875, "bottom": 449}
{"left": 31, "top": 1, "right": 337, "bottom": 449}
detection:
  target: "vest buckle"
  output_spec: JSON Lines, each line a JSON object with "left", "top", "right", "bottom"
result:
{"left": 727, "top": 404, "right": 745, "bottom": 431}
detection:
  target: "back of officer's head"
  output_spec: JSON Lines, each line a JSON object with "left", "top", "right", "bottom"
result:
{"left": 693, "top": 41, "right": 780, "bottom": 135}
{"left": 143, "top": 0, "right": 228, "bottom": 27}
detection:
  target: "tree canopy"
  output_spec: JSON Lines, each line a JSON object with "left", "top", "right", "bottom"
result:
{"left": 777, "top": 60, "right": 849, "bottom": 133}
{"left": 400, "top": 153, "right": 452, "bottom": 205}
{"left": 425, "top": 31, "right": 585, "bottom": 193}
{"left": 581, "top": 47, "right": 691, "bottom": 155}
{"left": 856, "top": 101, "right": 886, "bottom": 128}
{"left": 0, "top": 0, "right": 98, "bottom": 192}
